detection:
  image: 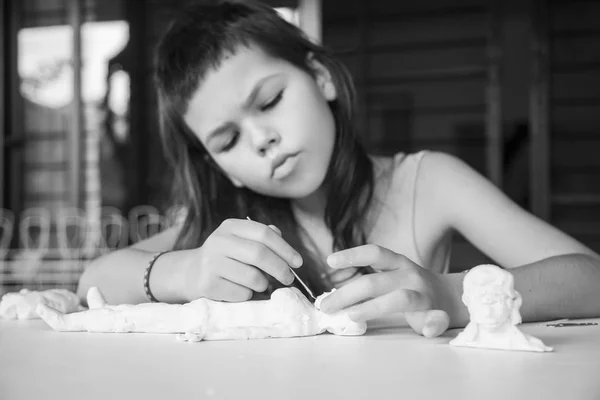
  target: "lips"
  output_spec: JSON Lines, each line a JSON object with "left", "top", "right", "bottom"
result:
{"left": 270, "top": 152, "right": 300, "bottom": 179}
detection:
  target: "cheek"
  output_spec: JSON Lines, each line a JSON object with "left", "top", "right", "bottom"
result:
{"left": 215, "top": 156, "right": 255, "bottom": 183}
{"left": 290, "top": 80, "right": 334, "bottom": 126}
{"left": 467, "top": 304, "right": 485, "bottom": 316}
{"left": 502, "top": 301, "right": 512, "bottom": 315}
{"left": 301, "top": 100, "right": 336, "bottom": 150}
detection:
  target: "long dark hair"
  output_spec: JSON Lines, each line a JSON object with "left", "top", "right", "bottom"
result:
{"left": 155, "top": 1, "right": 374, "bottom": 294}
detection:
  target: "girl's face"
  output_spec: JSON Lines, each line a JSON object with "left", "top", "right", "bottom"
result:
{"left": 183, "top": 45, "right": 337, "bottom": 199}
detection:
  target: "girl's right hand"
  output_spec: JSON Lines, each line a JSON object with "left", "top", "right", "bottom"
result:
{"left": 180, "top": 218, "right": 302, "bottom": 302}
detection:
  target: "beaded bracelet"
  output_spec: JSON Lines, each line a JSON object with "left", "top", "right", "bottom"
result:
{"left": 143, "top": 250, "right": 171, "bottom": 302}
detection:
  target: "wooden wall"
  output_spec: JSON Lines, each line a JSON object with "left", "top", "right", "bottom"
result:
{"left": 321, "top": 0, "right": 600, "bottom": 268}
{"left": 548, "top": 0, "right": 600, "bottom": 251}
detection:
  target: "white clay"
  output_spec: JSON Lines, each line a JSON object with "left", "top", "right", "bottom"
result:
{"left": 449, "top": 264, "right": 553, "bottom": 352}
{"left": 36, "top": 287, "right": 366, "bottom": 342}
{"left": 314, "top": 289, "right": 366, "bottom": 336}
{"left": 0, "top": 288, "right": 82, "bottom": 320}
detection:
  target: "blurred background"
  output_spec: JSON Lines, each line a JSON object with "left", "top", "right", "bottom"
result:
{"left": 1, "top": 0, "right": 599, "bottom": 295}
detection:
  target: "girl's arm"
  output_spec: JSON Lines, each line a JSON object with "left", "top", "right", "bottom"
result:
{"left": 78, "top": 218, "right": 301, "bottom": 306}
{"left": 416, "top": 152, "right": 600, "bottom": 325}
{"left": 76, "top": 226, "right": 189, "bottom": 305}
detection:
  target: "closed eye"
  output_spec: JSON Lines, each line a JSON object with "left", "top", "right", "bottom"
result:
{"left": 260, "top": 90, "right": 283, "bottom": 112}
{"left": 220, "top": 130, "right": 239, "bottom": 152}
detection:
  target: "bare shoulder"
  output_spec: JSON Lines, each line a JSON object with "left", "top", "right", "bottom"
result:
{"left": 416, "top": 151, "right": 597, "bottom": 266}
{"left": 415, "top": 151, "right": 499, "bottom": 228}
{"left": 418, "top": 151, "right": 478, "bottom": 186}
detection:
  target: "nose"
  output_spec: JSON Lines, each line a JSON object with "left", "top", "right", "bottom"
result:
{"left": 245, "top": 120, "right": 280, "bottom": 158}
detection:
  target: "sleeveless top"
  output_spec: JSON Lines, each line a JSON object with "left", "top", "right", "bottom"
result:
{"left": 321, "top": 151, "right": 452, "bottom": 288}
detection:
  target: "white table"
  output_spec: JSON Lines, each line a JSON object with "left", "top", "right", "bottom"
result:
{"left": 1, "top": 317, "right": 599, "bottom": 400}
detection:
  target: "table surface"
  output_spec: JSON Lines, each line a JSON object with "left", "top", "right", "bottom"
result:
{"left": 1, "top": 316, "right": 599, "bottom": 400}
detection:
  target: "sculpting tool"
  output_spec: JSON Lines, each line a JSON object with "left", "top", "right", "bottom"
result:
{"left": 246, "top": 216, "right": 317, "bottom": 300}
{"left": 546, "top": 322, "right": 598, "bottom": 328}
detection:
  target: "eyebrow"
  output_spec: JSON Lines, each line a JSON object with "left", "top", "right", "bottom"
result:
{"left": 205, "top": 73, "right": 282, "bottom": 144}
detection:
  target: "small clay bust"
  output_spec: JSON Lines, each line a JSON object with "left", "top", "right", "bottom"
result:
{"left": 450, "top": 264, "right": 552, "bottom": 352}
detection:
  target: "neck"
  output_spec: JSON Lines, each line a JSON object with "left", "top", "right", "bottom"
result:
{"left": 291, "top": 184, "right": 328, "bottom": 222}
{"left": 480, "top": 322, "right": 513, "bottom": 334}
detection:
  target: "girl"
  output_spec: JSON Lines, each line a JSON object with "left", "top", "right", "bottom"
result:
{"left": 77, "top": 0, "right": 600, "bottom": 338}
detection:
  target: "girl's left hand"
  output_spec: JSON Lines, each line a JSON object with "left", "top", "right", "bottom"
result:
{"left": 318, "top": 244, "right": 452, "bottom": 338}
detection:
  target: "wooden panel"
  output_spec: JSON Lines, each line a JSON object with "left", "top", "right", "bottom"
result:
{"left": 323, "top": 26, "right": 361, "bottom": 51}
{"left": 22, "top": 0, "right": 124, "bottom": 26}
{"left": 24, "top": 169, "right": 67, "bottom": 195}
{"left": 0, "top": 0, "right": 5, "bottom": 210}
{"left": 551, "top": 139, "right": 600, "bottom": 168}
{"left": 530, "top": 0, "right": 550, "bottom": 219}
{"left": 550, "top": 1, "right": 600, "bottom": 31}
{"left": 368, "top": 13, "right": 486, "bottom": 47}
{"left": 7, "top": 0, "right": 25, "bottom": 229}
{"left": 23, "top": 101, "right": 68, "bottom": 134}
{"left": 23, "top": 139, "right": 67, "bottom": 164}
{"left": 551, "top": 107, "right": 600, "bottom": 138}
{"left": 552, "top": 34, "right": 600, "bottom": 66}
{"left": 368, "top": 47, "right": 486, "bottom": 77}
{"left": 367, "top": 2, "right": 487, "bottom": 15}
{"left": 368, "top": 80, "right": 485, "bottom": 109}
{"left": 553, "top": 203, "right": 600, "bottom": 236}
{"left": 91, "top": 0, "right": 127, "bottom": 22}
{"left": 377, "top": 113, "right": 485, "bottom": 141}
{"left": 552, "top": 170, "right": 600, "bottom": 194}
{"left": 325, "top": 4, "right": 487, "bottom": 25}
{"left": 334, "top": 53, "right": 362, "bottom": 80}
{"left": 22, "top": 0, "right": 68, "bottom": 27}
{"left": 486, "top": 0, "right": 503, "bottom": 187}
{"left": 23, "top": 200, "right": 69, "bottom": 215}
{"left": 552, "top": 71, "right": 600, "bottom": 103}
{"left": 322, "top": 0, "right": 360, "bottom": 20}
{"left": 23, "top": 0, "right": 63, "bottom": 13}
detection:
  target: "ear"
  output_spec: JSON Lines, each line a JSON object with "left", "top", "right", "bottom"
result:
{"left": 461, "top": 293, "right": 469, "bottom": 307}
{"left": 306, "top": 52, "right": 337, "bottom": 101}
{"left": 513, "top": 291, "right": 523, "bottom": 311}
{"left": 509, "top": 292, "right": 523, "bottom": 325}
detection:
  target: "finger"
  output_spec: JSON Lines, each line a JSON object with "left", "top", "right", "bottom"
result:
{"left": 225, "top": 236, "right": 294, "bottom": 285}
{"left": 87, "top": 287, "right": 107, "bottom": 309}
{"left": 327, "top": 244, "right": 413, "bottom": 271}
{"left": 267, "top": 225, "right": 281, "bottom": 236}
{"left": 346, "top": 289, "right": 431, "bottom": 322}
{"left": 227, "top": 219, "right": 303, "bottom": 268}
{"left": 319, "top": 273, "right": 390, "bottom": 313}
{"left": 405, "top": 310, "right": 450, "bottom": 338}
{"left": 212, "top": 278, "right": 254, "bottom": 302}
{"left": 217, "top": 258, "right": 270, "bottom": 293}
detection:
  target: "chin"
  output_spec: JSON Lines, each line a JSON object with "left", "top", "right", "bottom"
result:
{"left": 251, "top": 154, "right": 331, "bottom": 198}
{"left": 271, "top": 181, "right": 323, "bottom": 199}
{"left": 479, "top": 321, "right": 503, "bottom": 329}
{"left": 280, "top": 171, "right": 329, "bottom": 199}
{"left": 292, "top": 174, "right": 329, "bottom": 198}
{"left": 474, "top": 317, "right": 506, "bottom": 328}
{"left": 250, "top": 178, "right": 322, "bottom": 199}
